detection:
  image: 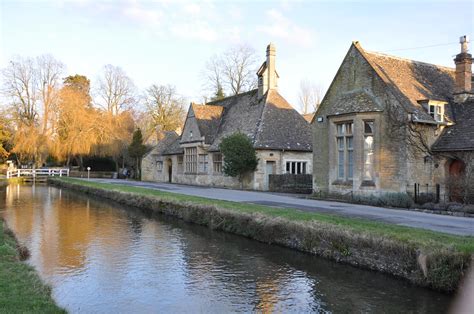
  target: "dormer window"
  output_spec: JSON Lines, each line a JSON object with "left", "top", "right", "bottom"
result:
{"left": 418, "top": 100, "right": 446, "bottom": 123}
{"left": 429, "top": 104, "right": 443, "bottom": 122}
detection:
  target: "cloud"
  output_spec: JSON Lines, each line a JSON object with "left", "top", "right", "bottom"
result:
{"left": 170, "top": 21, "right": 219, "bottom": 42}
{"left": 122, "top": 3, "right": 163, "bottom": 26}
{"left": 183, "top": 3, "right": 201, "bottom": 15}
{"left": 257, "top": 9, "right": 315, "bottom": 47}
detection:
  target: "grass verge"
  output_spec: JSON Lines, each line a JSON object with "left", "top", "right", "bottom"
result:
{"left": 0, "top": 219, "right": 65, "bottom": 313}
{"left": 51, "top": 177, "right": 474, "bottom": 292}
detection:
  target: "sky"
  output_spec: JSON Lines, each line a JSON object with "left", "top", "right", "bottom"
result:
{"left": 0, "top": 0, "right": 473, "bottom": 111}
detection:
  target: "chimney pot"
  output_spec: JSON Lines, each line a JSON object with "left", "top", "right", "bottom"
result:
{"left": 454, "top": 35, "right": 473, "bottom": 101}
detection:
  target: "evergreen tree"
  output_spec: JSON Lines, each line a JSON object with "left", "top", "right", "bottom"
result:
{"left": 219, "top": 132, "right": 258, "bottom": 188}
{"left": 128, "top": 128, "right": 147, "bottom": 180}
{"left": 212, "top": 84, "right": 225, "bottom": 101}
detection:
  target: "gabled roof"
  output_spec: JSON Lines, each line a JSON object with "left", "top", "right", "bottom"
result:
{"left": 144, "top": 131, "right": 182, "bottom": 157}
{"left": 254, "top": 90, "right": 312, "bottom": 151}
{"left": 432, "top": 99, "right": 474, "bottom": 152}
{"left": 355, "top": 42, "right": 456, "bottom": 120}
{"left": 191, "top": 103, "right": 224, "bottom": 144}
{"left": 179, "top": 89, "right": 312, "bottom": 152}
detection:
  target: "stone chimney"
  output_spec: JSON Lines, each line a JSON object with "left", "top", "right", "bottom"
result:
{"left": 258, "top": 43, "right": 279, "bottom": 99}
{"left": 454, "top": 35, "right": 473, "bottom": 103}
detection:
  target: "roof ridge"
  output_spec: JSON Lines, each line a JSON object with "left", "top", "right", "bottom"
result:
{"left": 363, "top": 49, "right": 455, "bottom": 72}
{"left": 205, "top": 88, "right": 258, "bottom": 105}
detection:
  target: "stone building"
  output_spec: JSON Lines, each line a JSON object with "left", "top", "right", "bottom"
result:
{"left": 312, "top": 36, "right": 474, "bottom": 200}
{"left": 142, "top": 44, "right": 312, "bottom": 191}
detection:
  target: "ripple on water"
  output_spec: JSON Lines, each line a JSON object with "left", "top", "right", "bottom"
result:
{"left": 0, "top": 184, "right": 454, "bottom": 313}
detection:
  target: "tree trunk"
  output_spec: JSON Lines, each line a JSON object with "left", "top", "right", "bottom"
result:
{"left": 136, "top": 157, "right": 140, "bottom": 180}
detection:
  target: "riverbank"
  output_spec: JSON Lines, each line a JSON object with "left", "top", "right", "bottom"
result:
{"left": 0, "top": 218, "right": 65, "bottom": 312}
{"left": 49, "top": 177, "right": 474, "bottom": 293}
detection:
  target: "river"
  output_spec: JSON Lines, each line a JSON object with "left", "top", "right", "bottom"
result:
{"left": 0, "top": 184, "right": 452, "bottom": 313}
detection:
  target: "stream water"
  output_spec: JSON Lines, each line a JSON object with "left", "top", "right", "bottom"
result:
{"left": 0, "top": 184, "right": 452, "bottom": 313}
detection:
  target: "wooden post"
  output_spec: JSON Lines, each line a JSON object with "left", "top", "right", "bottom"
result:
{"left": 414, "top": 183, "right": 418, "bottom": 204}
{"left": 436, "top": 184, "right": 440, "bottom": 203}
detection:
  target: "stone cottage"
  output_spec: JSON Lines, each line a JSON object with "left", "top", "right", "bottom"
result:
{"left": 312, "top": 36, "right": 474, "bottom": 200}
{"left": 142, "top": 43, "right": 312, "bottom": 191}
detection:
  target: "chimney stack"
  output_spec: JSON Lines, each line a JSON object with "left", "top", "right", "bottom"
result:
{"left": 266, "top": 43, "right": 277, "bottom": 91}
{"left": 454, "top": 35, "right": 473, "bottom": 103}
{"left": 258, "top": 43, "right": 279, "bottom": 99}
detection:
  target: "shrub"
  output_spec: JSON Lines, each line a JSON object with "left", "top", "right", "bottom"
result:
{"left": 352, "top": 192, "right": 413, "bottom": 208}
{"left": 219, "top": 132, "right": 258, "bottom": 184}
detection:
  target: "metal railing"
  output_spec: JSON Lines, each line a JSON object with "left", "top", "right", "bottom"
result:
{"left": 408, "top": 183, "right": 474, "bottom": 204}
{"left": 6, "top": 168, "right": 70, "bottom": 179}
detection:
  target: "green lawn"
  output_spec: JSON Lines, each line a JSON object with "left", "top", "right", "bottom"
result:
{"left": 56, "top": 177, "right": 474, "bottom": 254}
{"left": 0, "top": 221, "right": 65, "bottom": 313}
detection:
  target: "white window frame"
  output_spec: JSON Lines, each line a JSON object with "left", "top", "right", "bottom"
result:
{"left": 285, "top": 160, "right": 309, "bottom": 175}
{"left": 428, "top": 104, "right": 444, "bottom": 122}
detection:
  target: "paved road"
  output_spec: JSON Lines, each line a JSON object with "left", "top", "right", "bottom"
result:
{"left": 89, "top": 179, "right": 474, "bottom": 236}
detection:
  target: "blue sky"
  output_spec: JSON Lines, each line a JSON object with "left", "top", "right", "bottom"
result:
{"left": 1, "top": 0, "right": 473, "bottom": 110}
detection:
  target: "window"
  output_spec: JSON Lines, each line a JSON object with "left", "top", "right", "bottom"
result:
{"left": 336, "top": 122, "right": 353, "bottom": 180}
{"left": 363, "top": 121, "right": 375, "bottom": 181}
{"left": 185, "top": 147, "right": 197, "bottom": 173}
{"left": 285, "top": 161, "right": 307, "bottom": 174}
{"left": 213, "top": 153, "right": 223, "bottom": 173}
{"left": 177, "top": 155, "right": 184, "bottom": 174}
{"left": 199, "top": 154, "right": 208, "bottom": 173}
{"left": 156, "top": 161, "right": 163, "bottom": 172}
{"left": 429, "top": 104, "right": 444, "bottom": 122}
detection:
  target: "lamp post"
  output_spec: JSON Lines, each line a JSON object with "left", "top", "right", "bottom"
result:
{"left": 87, "top": 167, "right": 91, "bottom": 180}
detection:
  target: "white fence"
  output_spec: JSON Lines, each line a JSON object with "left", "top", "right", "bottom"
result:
{"left": 6, "top": 168, "right": 70, "bottom": 179}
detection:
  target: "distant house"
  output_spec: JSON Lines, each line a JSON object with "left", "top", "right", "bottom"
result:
{"left": 142, "top": 44, "right": 312, "bottom": 191}
{"left": 312, "top": 36, "right": 474, "bottom": 200}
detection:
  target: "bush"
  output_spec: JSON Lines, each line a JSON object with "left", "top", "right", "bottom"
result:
{"left": 219, "top": 132, "right": 258, "bottom": 181}
{"left": 416, "top": 193, "right": 437, "bottom": 205}
{"left": 352, "top": 192, "right": 413, "bottom": 208}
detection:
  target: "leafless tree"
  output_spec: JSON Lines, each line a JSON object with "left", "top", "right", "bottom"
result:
{"left": 96, "top": 64, "right": 136, "bottom": 115}
{"left": 385, "top": 100, "right": 435, "bottom": 157}
{"left": 37, "top": 55, "right": 65, "bottom": 135}
{"left": 202, "top": 44, "right": 258, "bottom": 97}
{"left": 140, "top": 84, "right": 186, "bottom": 143}
{"left": 2, "top": 56, "right": 39, "bottom": 125}
{"left": 1, "top": 55, "right": 64, "bottom": 165}
{"left": 298, "top": 79, "right": 323, "bottom": 114}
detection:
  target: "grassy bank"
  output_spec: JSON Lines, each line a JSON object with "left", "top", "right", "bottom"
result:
{"left": 0, "top": 219, "right": 65, "bottom": 312}
{"left": 50, "top": 177, "right": 474, "bottom": 292}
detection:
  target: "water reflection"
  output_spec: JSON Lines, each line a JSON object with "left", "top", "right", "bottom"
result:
{"left": 0, "top": 184, "right": 452, "bottom": 313}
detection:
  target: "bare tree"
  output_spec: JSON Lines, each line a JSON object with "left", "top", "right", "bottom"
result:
{"left": 37, "top": 55, "right": 65, "bottom": 135}
{"left": 202, "top": 44, "right": 258, "bottom": 97}
{"left": 202, "top": 56, "right": 224, "bottom": 99}
{"left": 2, "top": 56, "right": 38, "bottom": 125}
{"left": 1, "top": 55, "right": 64, "bottom": 165}
{"left": 298, "top": 79, "right": 323, "bottom": 114}
{"left": 386, "top": 100, "right": 435, "bottom": 158}
{"left": 96, "top": 64, "right": 136, "bottom": 115}
{"left": 141, "top": 84, "right": 186, "bottom": 143}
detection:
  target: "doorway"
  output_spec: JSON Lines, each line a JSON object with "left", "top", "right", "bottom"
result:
{"left": 265, "top": 161, "right": 276, "bottom": 190}
{"left": 166, "top": 158, "right": 173, "bottom": 183}
{"left": 448, "top": 159, "right": 465, "bottom": 202}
